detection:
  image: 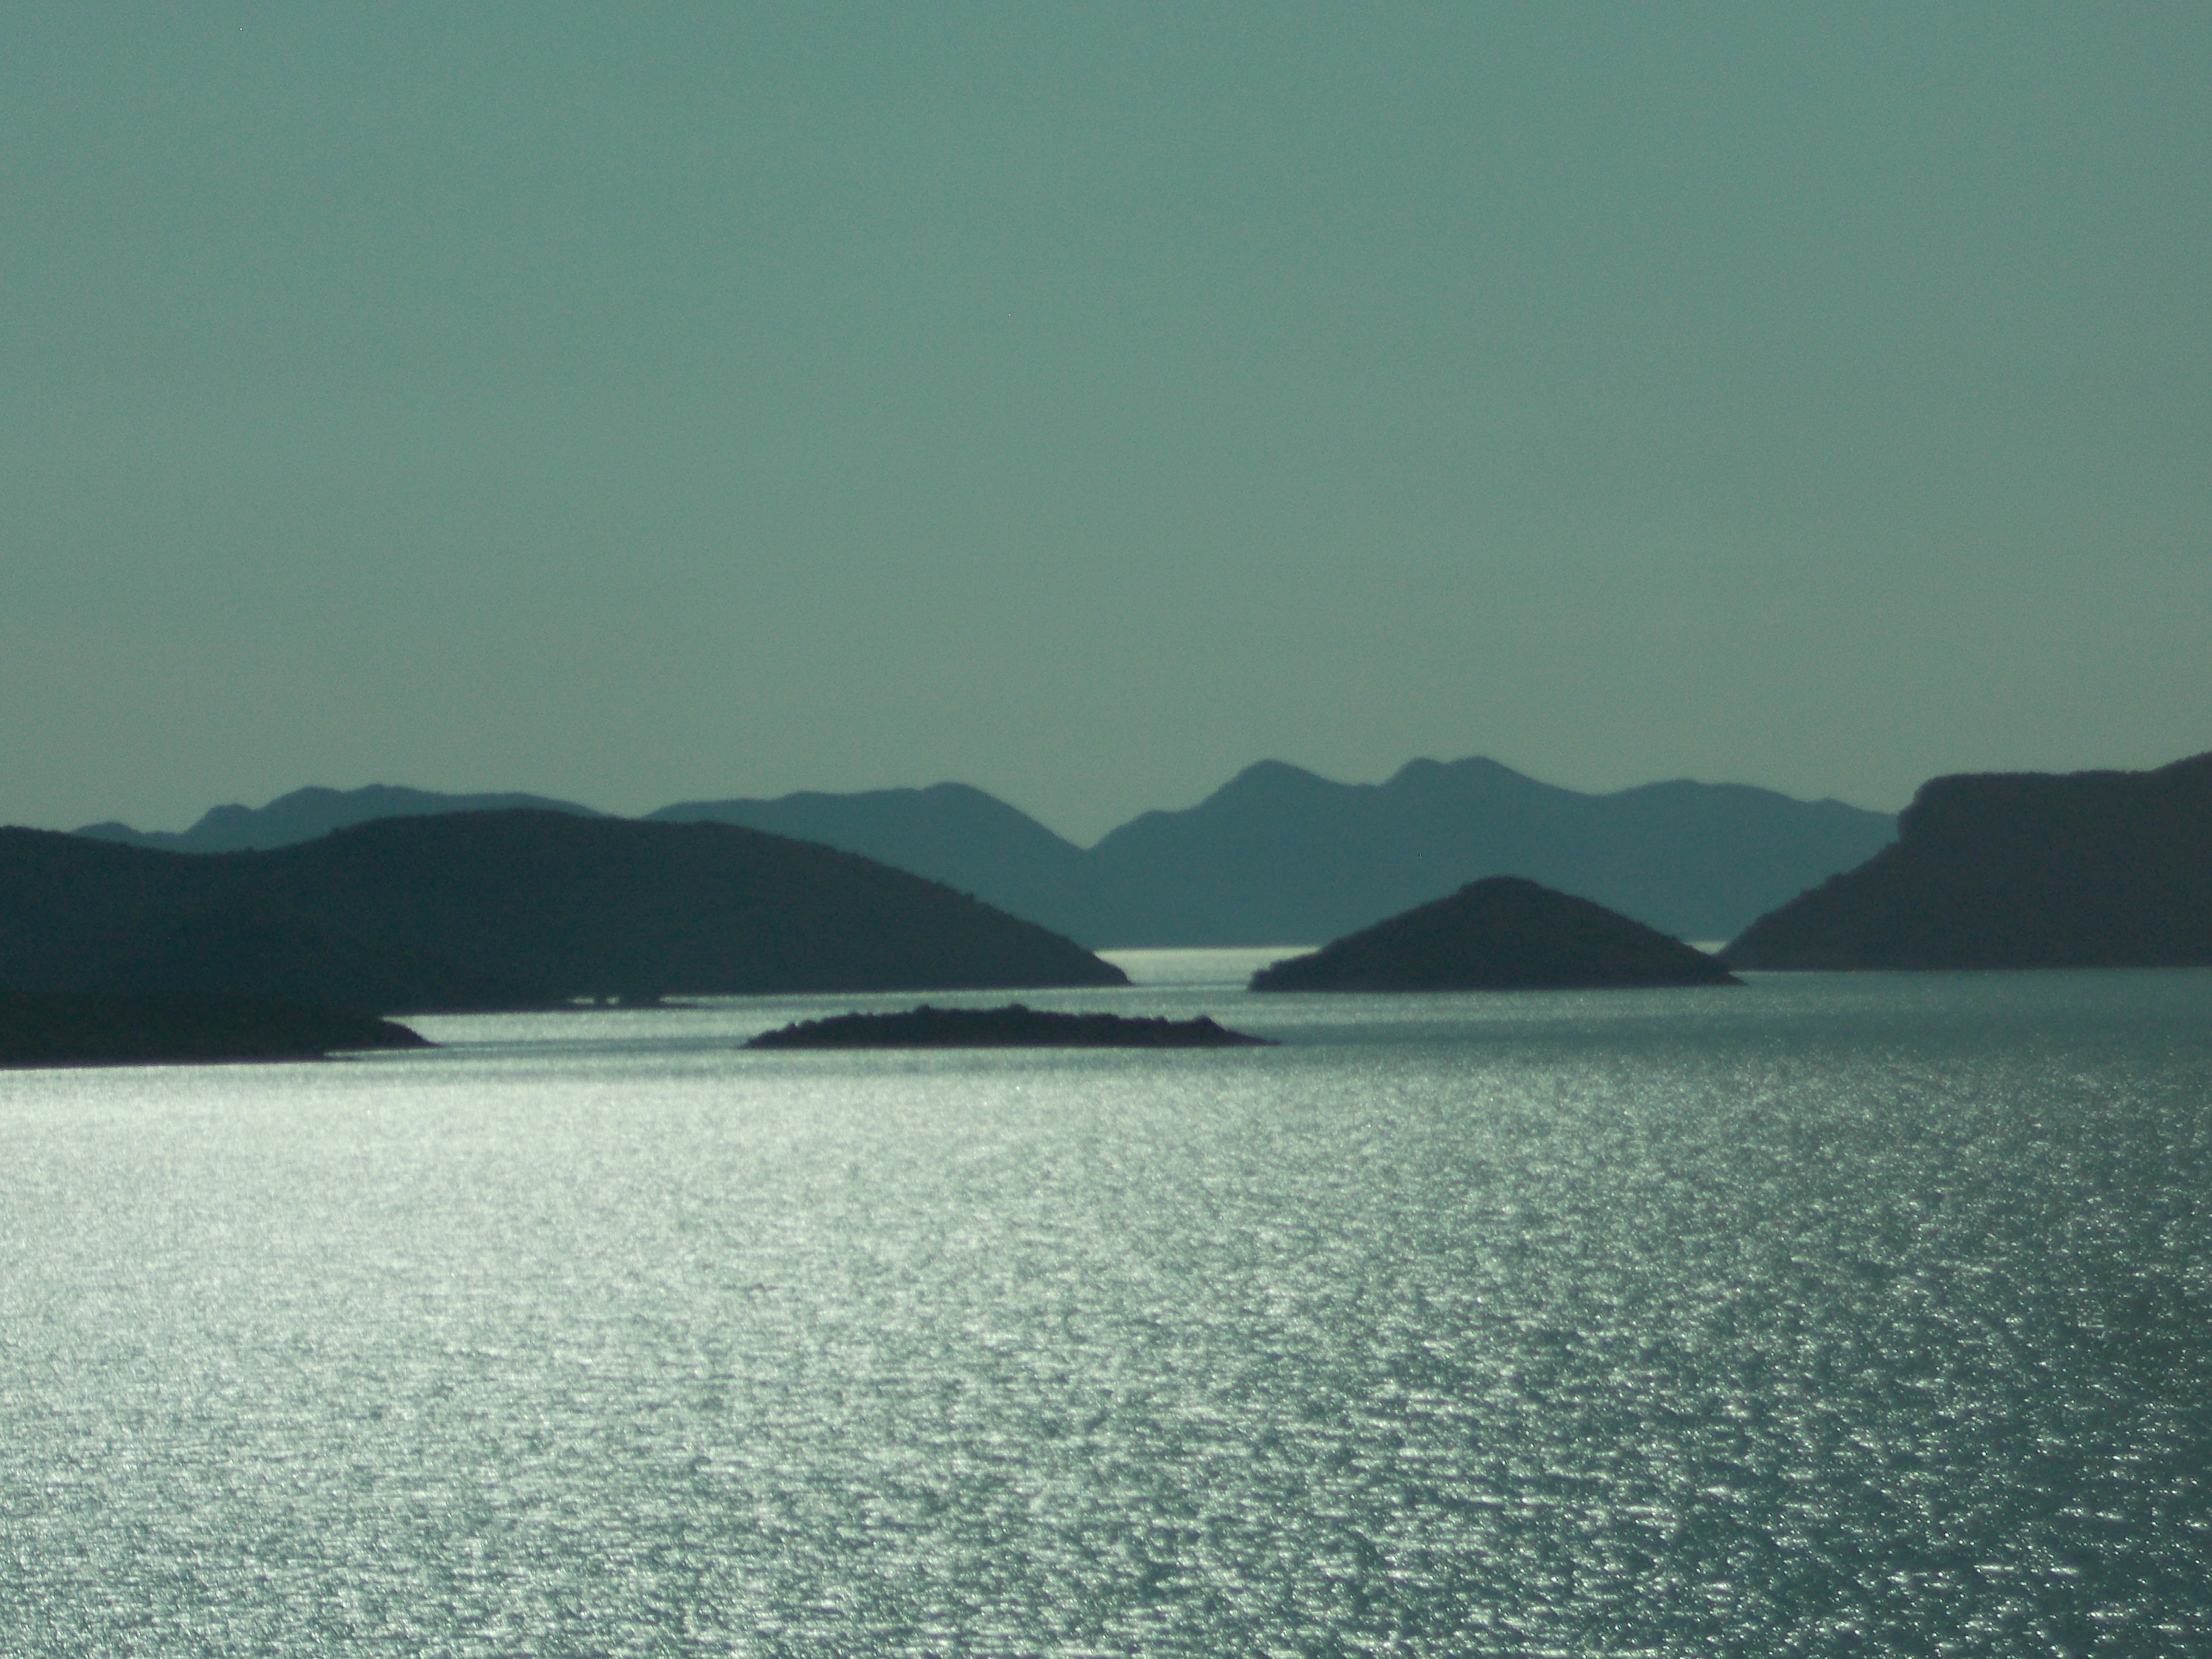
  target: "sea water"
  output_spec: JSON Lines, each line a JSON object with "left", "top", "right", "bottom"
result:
{"left": 2, "top": 963, "right": 2208, "bottom": 1655}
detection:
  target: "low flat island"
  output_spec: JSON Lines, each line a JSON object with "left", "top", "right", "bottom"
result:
{"left": 746, "top": 1004, "right": 1274, "bottom": 1049}
{"left": 0, "top": 988, "right": 430, "bottom": 1069}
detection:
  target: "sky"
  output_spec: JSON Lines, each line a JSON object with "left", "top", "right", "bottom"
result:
{"left": 4, "top": 4, "right": 2207, "bottom": 844}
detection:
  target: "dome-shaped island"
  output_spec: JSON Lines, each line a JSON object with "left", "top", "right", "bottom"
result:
{"left": 1250, "top": 876, "right": 1740, "bottom": 992}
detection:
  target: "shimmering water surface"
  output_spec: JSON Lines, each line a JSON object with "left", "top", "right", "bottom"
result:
{"left": 5, "top": 965, "right": 2210, "bottom": 1655}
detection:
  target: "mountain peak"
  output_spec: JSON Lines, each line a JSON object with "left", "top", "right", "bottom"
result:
{"left": 1216, "top": 759, "right": 1331, "bottom": 793}
{"left": 1385, "top": 756, "right": 1544, "bottom": 793}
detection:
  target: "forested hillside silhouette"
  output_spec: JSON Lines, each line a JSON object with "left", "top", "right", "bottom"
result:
{"left": 4, "top": 811, "right": 1125, "bottom": 1013}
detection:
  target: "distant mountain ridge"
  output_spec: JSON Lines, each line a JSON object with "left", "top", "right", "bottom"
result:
{"left": 1076, "top": 757, "right": 1892, "bottom": 947}
{"left": 642, "top": 760, "right": 1893, "bottom": 944}
{"left": 77, "top": 785, "right": 603, "bottom": 854}
{"left": 648, "top": 784, "right": 1106, "bottom": 942}
{"left": 67, "top": 759, "right": 1897, "bottom": 947}
{"left": 1724, "top": 752, "right": 2212, "bottom": 969}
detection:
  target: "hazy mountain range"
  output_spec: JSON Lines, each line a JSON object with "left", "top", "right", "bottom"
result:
{"left": 75, "top": 758, "right": 1898, "bottom": 946}
{"left": 76, "top": 785, "right": 605, "bottom": 853}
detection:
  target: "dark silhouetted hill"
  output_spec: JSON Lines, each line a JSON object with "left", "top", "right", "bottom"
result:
{"left": 1, "top": 812, "right": 1126, "bottom": 1013}
{"left": 1722, "top": 753, "right": 2212, "bottom": 970}
{"left": 1250, "top": 876, "right": 1741, "bottom": 992}
{"left": 1, "top": 987, "right": 428, "bottom": 1068}
{"left": 649, "top": 784, "right": 1105, "bottom": 941}
{"left": 75, "top": 784, "right": 604, "bottom": 854}
{"left": 1090, "top": 758, "right": 1894, "bottom": 946}
{"left": 746, "top": 1004, "right": 1272, "bottom": 1049}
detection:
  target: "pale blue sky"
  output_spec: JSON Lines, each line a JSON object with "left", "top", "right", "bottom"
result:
{"left": 4, "top": 4, "right": 2206, "bottom": 841}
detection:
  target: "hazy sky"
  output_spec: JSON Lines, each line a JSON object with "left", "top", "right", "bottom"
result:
{"left": 5, "top": 4, "right": 2206, "bottom": 842}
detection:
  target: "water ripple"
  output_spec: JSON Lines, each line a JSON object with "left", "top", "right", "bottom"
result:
{"left": 3, "top": 973, "right": 2209, "bottom": 1653}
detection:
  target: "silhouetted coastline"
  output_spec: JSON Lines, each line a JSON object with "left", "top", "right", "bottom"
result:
{"left": 0, "top": 987, "right": 427, "bottom": 1068}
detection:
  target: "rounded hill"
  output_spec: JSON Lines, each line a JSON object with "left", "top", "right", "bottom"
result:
{"left": 1250, "top": 876, "right": 1740, "bottom": 992}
